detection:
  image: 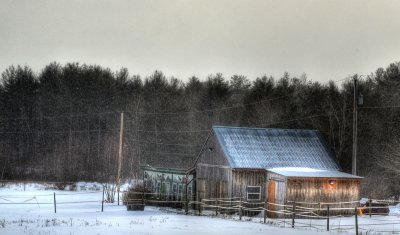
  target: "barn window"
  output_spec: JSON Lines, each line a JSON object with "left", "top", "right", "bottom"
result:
{"left": 247, "top": 186, "right": 261, "bottom": 200}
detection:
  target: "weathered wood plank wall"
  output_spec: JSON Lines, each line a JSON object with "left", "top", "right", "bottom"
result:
{"left": 232, "top": 169, "right": 267, "bottom": 200}
{"left": 196, "top": 134, "right": 232, "bottom": 200}
{"left": 287, "top": 178, "right": 360, "bottom": 203}
{"left": 286, "top": 178, "right": 360, "bottom": 213}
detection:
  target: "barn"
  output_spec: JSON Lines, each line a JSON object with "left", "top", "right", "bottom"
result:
{"left": 187, "top": 126, "right": 362, "bottom": 215}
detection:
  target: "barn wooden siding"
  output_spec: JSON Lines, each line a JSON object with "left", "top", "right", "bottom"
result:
{"left": 195, "top": 134, "right": 232, "bottom": 200}
{"left": 232, "top": 169, "right": 267, "bottom": 200}
{"left": 286, "top": 178, "right": 360, "bottom": 213}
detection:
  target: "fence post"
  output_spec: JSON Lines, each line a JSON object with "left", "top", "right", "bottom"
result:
{"left": 215, "top": 199, "right": 218, "bottom": 216}
{"left": 101, "top": 186, "right": 105, "bottom": 212}
{"left": 198, "top": 198, "right": 202, "bottom": 216}
{"left": 263, "top": 202, "right": 267, "bottom": 223}
{"left": 54, "top": 192, "right": 56, "bottom": 214}
{"left": 185, "top": 184, "right": 189, "bottom": 215}
{"left": 368, "top": 199, "right": 372, "bottom": 217}
{"left": 185, "top": 199, "right": 189, "bottom": 215}
{"left": 355, "top": 207, "right": 358, "bottom": 235}
{"left": 292, "top": 202, "right": 296, "bottom": 228}
{"left": 318, "top": 202, "right": 321, "bottom": 216}
{"left": 239, "top": 198, "right": 242, "bottom": 220}
{"left": 142, "top": 188, "right": 145, "bottom": 206}
{"left": 327, "top": 205, "right": 330, "bottom": 231}
{"left": 117, "top": 187, "right": 120, "bottom": 206}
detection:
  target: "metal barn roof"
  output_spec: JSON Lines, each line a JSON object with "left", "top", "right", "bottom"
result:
{"left": 213, "top": 126, "right": 342, "bottom": 173}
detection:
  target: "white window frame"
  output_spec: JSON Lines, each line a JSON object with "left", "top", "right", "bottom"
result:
{"left": 247, "top": 186, "right": 261, "bottom": 201}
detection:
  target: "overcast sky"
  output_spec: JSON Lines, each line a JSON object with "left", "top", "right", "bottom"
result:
{"left": 1, "top": 0, "right": 400, "bottom": 83}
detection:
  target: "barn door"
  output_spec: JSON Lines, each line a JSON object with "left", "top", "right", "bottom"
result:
{"left": 266, "top": 180, "right": 286, "bottom": 218}
{"left": 267, "top": 180, "right": 276, "bottom": 218}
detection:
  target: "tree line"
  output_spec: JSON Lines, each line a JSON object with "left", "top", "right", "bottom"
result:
{"left": 0, "top": 62, "right": 399, "bottom": 198}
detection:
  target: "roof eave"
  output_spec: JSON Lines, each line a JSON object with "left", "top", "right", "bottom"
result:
{"left": 232, "top": 167, "right": 266, "bottom": 171}
{"left": 286, "top": 176, "right": 363, "bottom": 179}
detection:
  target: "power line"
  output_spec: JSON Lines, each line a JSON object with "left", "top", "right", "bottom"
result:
{"left": 0, "top": 96, "right": 286, "bottom": 121}
{"left": 125, "top": 138, "right": 201, "bottom": 147}
{"left": 142, "top": 151, "right": 195, "bottom": 157}
{"left": 125, "top": 96, "right": 286, "bottom": 115}
{"left": 330, "top": 74, "right": 371, "bottom": 85}
{"left": 3, "top": 106, "right": 399, "bottom": 135}
{"left": 0, "top": 129, "right": 210, "bottom": 135}
{"left": 0, "top": 129, "right": 119, "bottom": 134}
{"left": 332, "top": 78, "right": 347, "bottom": 84}
{"left": 0, "top": 111, "right": 119, "bottom": 121}
{"left": 360, "top": 105, "right": 400, "bottom": 109}
{"left": 251, "top": 104, "right": 400, "bottom": 129}
{"left": 0, "top": 110, "right": 364, "bottom": 135}
{"left": 126, "top": 129, "right": 210, "bottom": 133}
{"left": 253, "top": 114, "right": 326, "bottom": 127}
{"left": 359, "top": 121, "right": 400, "bottom": 125}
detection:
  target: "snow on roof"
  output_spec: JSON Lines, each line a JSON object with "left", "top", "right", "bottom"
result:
{"left": 267, "top": 167, "right": 362, "bottom": 179}
{"left": 213, "top": 126, "right": 341, "bottom": 171}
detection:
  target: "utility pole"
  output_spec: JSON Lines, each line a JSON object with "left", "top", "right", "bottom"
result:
{"left": 116, "top": 112, "right": 124, "bottom": 192}
{"left": 352, "top": 75, "right": 363, "bottom": 175}
{"left": 352, "top": 76, "right": 358, "bottom": 175}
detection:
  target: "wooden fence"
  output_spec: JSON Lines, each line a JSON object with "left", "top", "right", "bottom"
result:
{"left": 122, "top": 191, "right": 399, "bottom": 234}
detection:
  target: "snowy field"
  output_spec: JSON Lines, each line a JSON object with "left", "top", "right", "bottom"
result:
{"left": 1, "top": 183, "right": 400, "bottom": 235}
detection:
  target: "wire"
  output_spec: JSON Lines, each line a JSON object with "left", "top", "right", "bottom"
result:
{"left": 125, "top": 139, "right": 201, "bottom": 147}
{"left": 0, "top": 96, "right": 286, "bottom": 122}
{"left": 126, "top": 129, "right": 210, "bottom": 133}
{"left": 142, "top": 151, "right": 195, "bottom": 157}
{"left": 125, "top": 96, "right": 286, "bottom": 115}
{"left": 332, "top": 78, "right": 347, "bottom": 84}
{"left": 0, "top": 112, "right": 351, "bottom": 137}
{"left": 0, "top": 111, "right": 119, "bottom": 121}
{"left": 360, "top": 105, "right": 400, "bottom": 109}
{"left": 0, "top": 127, "right": 210, "bottom": 135}
{"left": 253, "top": 114, "right": 326, "bottom": 127}
{"left": 0, "top": 129, "right": 119, "bottom": 134}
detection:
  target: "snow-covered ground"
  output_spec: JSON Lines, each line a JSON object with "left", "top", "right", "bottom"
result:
{"left": 1, "top": 182, "right": 400, "bottom": 235}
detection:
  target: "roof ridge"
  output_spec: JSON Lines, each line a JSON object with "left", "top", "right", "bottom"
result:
{"left": 212, "top": 125, "right": 320, "bottom": 132}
